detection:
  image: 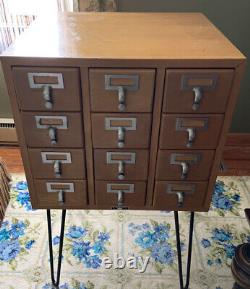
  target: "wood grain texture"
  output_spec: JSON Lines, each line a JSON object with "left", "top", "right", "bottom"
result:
{"left": 1, "top": 13, "right": 245, "bottom": 61}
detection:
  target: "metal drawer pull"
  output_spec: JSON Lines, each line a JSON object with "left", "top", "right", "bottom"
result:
{"left": 105, "top": 117, "right": 137, "bottom": 148}
{"left": 107, "top": 183, "right": 134, "bottom": 209}
{"left": 53, "top": 160, "right": 61, "bottom": 177}
{"left": 43, "top": 85, "right": 53, "bottom": 109}
{"left": 186, "top": 128, "right": 196, "bottom": 148}
{"left": 58, "top": 190, "right": 65, "bottom": 205}
{"left": 176, "top": 117, "right": 208, "bottom": 148}
{"left": 170, "top": 153, "right": 200, "bottom": 180}
{"left": 176, "top": 192, "right": 184, "bottom": 208}
{"left": 192, "top": 87, "right": 202, "bottom": 110}
{"left": 35, "top": 116, "right": 67, "bottom": 144}
{"left": 167, "top": 184, "right": 195, "bottom": 208}
{"left": 180, "top": 162, "right": 189, "bottom": 180}
{"left": 118, "top": 127, "right": 125, "bottom": 148}
{"left": 118, "top": 87, "right": 125, "bottom": 111}
{"left": 107, "top": 152, "right": 136, "bottom": 180}
{"left": 105, "top": 74, "right": 139, "bottom": 112}
{"left": 117, "top": 190, "right": 124, "bottom": 207}
{"left": 118, "top": 161, "right": 125, "bottom": 180}
{"left": 49, "top": 127, "right": 57, "bottom": 144}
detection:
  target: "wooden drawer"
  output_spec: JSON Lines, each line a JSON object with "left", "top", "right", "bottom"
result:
{"left": 94, "top": 149, "right": 149, "bottom": 180}
{"left": 160, "top": 114, "right": 224, "bottom": 149}
{"left": 163, "top": 69, "right": 234, "bottom": 113}
{"left": 95, "top": 181, "right": 146, "bottom": 209}
{"left": 28, "top": 148, "right": 86, "bottom": 179}
{"left": 22, "top": 112, "right": 84, "bottom": 148}
{"left": 34, "top": 180, "right": 87, "bottom": 209}
{"left": 156, "top": 150, "right": 214, "bottom": 181}
{"left": 153, "top": 181, "right": 207, "bottom": 211}
{"left": 13, "top": 67, "right": 81, "bottom": 111}
{"left": 92, "top": 113, "right": 151, "bottom": 148}
{"left": 89, "top": 69, "right": 155, "bottom": 112}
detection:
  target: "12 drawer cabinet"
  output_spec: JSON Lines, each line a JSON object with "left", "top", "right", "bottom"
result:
{"left": 1, "top": 12, "right": 246, "bottom": 212}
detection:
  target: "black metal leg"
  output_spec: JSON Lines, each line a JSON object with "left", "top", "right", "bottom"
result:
{"left": 174, "top": 211, "right": 195, "bottom": 289}
{"left": 47, "top": 209, "right": 66, "bottom": 288}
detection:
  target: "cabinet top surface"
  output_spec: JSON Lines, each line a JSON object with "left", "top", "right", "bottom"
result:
{"left": 1, "top": 12, "right": 245, "bottom": 61}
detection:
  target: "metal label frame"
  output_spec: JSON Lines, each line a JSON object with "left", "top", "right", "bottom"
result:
{"left": 105, "top": 117, "right": 137, "bottom": 131}
{"left": 106, "top": 152, "right": 136, "bottom": 164}
{"left": 107, "top": 183, "right": 135, "bottom": 194}
{"left": 41, "top": 152, "right": 72, "bottom": 164}
{"left": 35, "top": 116, "right": 68, "bottom": 129}
{"left": 166, "top": 184, "right": 195, "bottom": 195}
{"left": 175, "top": 117, "right": 208, "bottom": 131}
{"left": 28, "top": 72, "right": 64, "bottom": 89}
{"left": 46, "top": 182, "right": 74, "bottom": 193}
{"left": 170, "top": 153, "right": 201, "bottom": 165}
{"left": 105, "top": 74, "right": 139, "bottom": 91}
{"left": 181, "top": 74, "right": 218, "bottom": 91}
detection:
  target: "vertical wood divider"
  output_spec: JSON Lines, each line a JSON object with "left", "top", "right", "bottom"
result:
{"left": 146, "top": 68, "right": 166, "bottom": 206}
{"left": 80, "top": 67, "right": 95, "bottom": 205}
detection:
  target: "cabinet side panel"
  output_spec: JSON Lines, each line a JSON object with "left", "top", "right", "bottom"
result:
{"left": 1, "top": 59, "right": 38, "bottom": 207}
{"left": 204, "top": 62, "right": 246, "bottom": 210}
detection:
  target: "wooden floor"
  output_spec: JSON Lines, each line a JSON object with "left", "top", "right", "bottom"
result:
{"left": 0, "top": 147, "right": 23, "bottom": 174}
{"left": 0, "top": 145, "right": 250, "bottom": 175}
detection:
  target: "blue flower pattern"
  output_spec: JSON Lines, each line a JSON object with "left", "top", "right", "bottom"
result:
{"left": 129, "top": 221, "right": 177, "bottom": 273}
{"left": 0, "top": 219, "right": 36, "bottom": 269}
{"left": 11, "top": 181, "right": 33, "bottom": 211}
{"left": 201, "top": 225, "right": 250, "bottom": 267}
{"left": 211, "top": 180, "right": 241, "bottom": 216}
{"left": 53, "top": 225, "right": 111, "bottom": 269}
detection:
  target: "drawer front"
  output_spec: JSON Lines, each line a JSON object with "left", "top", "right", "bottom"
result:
{"left": 154, "top": 181, "right": 207, "bottom": 211}
{"left": 13, "top": 67, "right": 81, "bottom": 111}
{"left": 160, "top": 114, "right": 224, "bottom": 149}
{"left": 22, "top": 112, "right": 84, "bottom": 147}
{"left": 163, "top": 69, "right": 234, "bottom": 113}
{"left": 34, "top": 180, "right": 87, "bottom": 208}
{"left": 89, "top": 69, "right": 155, "bottom": 112}
{"left": 156, "top": 150, "right": 214, "bottom": 181}
{"left": 92, "top": 113, "right": 151, "bottom": 148}
{"left": 95, "top": 181, "right": 146, "bottom": 209}
{"left": 94, "top": 149, "right": 149, "bottom": 180}
{"left": 28, "top": 149, "right": 86, "bottom": 179}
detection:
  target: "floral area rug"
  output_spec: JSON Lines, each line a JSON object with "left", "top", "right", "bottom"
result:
{"left": 0, "top": 175, "right": 249, "bottom": 289}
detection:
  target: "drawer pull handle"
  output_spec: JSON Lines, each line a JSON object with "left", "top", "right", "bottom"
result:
{"left": 53, "top": 160, "right": 61, "bottom": 178}
{"left": 186, "top": 128, "right": 196, "bottom": 148}
{"left": 118, "top": 161, "right": 125, "bottom": 180}
{"left": 105, "top": 74, "right": 139, "bottom": 112}
{"left": 43, "top": 85, "right": 53, "bottom": 109}
{"left": 105, "top": 117, "right": 137, "bottom": 148}
{"left": 180, "top": 162, "right": 189, "bottom": 180}
{"left": 118, "top": 87, "right": 126, "bottom": 111}
{"left": 192, "top": 87, "right": 202, "bottom": 110}
{"left": 176, "top": 192, "right": 184, "bottom": 208}
{"left": 117, "top": 190, "right": 124, "bottom": 207}
{"left": 49, "top": 127, "right": 57, "bottom": 144}
{"left": 118, "top": 127, "right": 125, "bottom": 148}
{"left": 58, "top": 190, "right": 65, "bottom": 205}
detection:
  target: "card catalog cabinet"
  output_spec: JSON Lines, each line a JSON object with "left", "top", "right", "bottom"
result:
{"left": 1, "top": 13, "right": 246, "bottom": 211}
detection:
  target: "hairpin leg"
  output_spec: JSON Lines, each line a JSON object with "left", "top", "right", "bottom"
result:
{"left": 174, "top": 211, "right": 195, "bottom": 289}
{"left": 47, "top": 209, "right": 66, "bottom": 288}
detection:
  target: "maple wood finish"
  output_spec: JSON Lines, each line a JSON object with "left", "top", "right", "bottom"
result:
{"left": 0, "top": 12, "right": 246, "bottom": 211}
